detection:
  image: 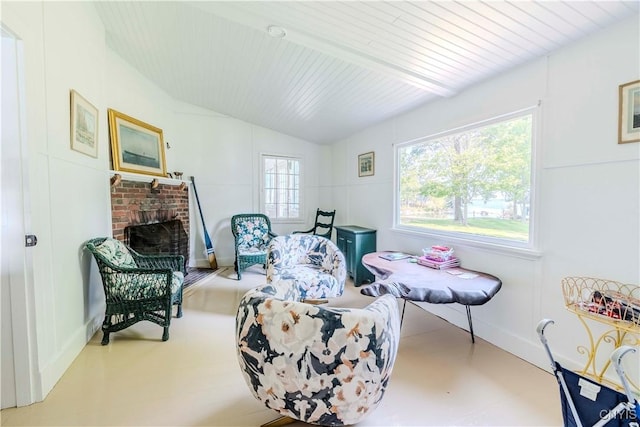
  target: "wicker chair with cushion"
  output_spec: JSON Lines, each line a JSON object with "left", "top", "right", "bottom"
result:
{"left": 266, "top": 234, "right": 346, "bottom": 300}
{"left": 293, "top": 208, "right": 336, "bottom": 239}
{"left": 231, "top": 213, "right": 276, "bottom": 280}
{"left": 85, "top": 237, "right": 184, "bottom": 345}
{"left": 235, "top": 282, "right": 401, "bottom": 426}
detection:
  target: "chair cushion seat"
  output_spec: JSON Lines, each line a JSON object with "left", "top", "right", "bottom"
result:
{"left": 274, "top": 266, "right": 341, "bottom": 299}
{"left": 110, "top": 271, "right": 183, "bottom": 300}
{"left": 238, "top": 247, "right": 268, "bottom": 256}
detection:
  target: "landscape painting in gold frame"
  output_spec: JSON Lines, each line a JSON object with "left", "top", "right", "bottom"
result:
{"left": 618, "top": 79, "right": 640, "bottom": 144}
{"left": 107, "top": 108, "right": 167, "bottom": 176}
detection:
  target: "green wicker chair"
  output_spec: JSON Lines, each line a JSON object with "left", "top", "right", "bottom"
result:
{"left": 231, "top": 213, "right": 276, "bottom": 280}
{"left": 85, "top": 237, "right": 184, "bottom": 345}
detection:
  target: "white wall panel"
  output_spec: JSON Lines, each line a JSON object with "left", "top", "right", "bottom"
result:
{"left": 332, "top": 13, "right": 640, "bottom": 372}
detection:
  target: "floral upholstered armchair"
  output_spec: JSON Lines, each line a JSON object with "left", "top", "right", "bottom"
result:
{"left": 231, "top": 213, "right": 276, "bottom": 280}
{"left": 84, "top": 237, "right": 184, "bottom": 345}
{"left": 266, "top": 234, "right": 346, "bottom": 300}
{"left": 235, "top": 282, "right": 401, "bottom": 426}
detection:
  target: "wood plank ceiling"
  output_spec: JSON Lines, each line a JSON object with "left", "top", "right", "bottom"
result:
{"left": 95, "top": 1, "right": 639, "bottom": 144}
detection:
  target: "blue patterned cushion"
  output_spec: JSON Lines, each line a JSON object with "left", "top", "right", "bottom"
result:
{"left": 236, "top": 219, "right": 270, "bottom": 251}
{"left": 109, "top": 271, "right": 183, "bottom": 299}
{"left": 236, "top": 284, "right": 400, "bottom": 425}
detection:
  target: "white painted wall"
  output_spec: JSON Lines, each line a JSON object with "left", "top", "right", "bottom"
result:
{"left": 2, "top": 1, "right": 329, "bottom": 404}
{"left": 2, "top": 1, "right": 111, "bottom": 401}
{"left": 170, "top": 100, "right": 330, "bottom": 266}
{"left": 331, "top": 14, "right": 640, "bottom": 375}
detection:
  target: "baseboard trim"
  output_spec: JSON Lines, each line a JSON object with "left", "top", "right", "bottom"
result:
{"left": 413, "top": 302, "right": 582, "bottom": 375}
{"left": 39, "top": 318, "right": 99, "bottom": 402}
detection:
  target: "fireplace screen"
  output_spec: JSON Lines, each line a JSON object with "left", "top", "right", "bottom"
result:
{"left": 125, "top": 219, "right": 189, "bottom": 271}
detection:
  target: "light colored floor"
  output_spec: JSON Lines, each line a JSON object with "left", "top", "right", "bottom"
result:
{"left": 1, "top": 266, "right": 563, "bottom": 426}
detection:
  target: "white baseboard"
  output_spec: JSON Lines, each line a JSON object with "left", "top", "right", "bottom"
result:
{"left": 192, "top": 256, "right": 234, "bottom": 268}
{"left": 39, "top": 315, "right": 102, "bottom": 402}
{"left": 414, "top": 302, "right": 583, "bottom": 375}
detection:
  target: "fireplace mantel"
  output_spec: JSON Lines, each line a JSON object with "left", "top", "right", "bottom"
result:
{"left": 109, "top": 170, "right": 189, "bottom": 186}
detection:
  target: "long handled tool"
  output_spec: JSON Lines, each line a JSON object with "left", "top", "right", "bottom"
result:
{"left": 190, "top": 176, "right": 218, "bottom": 270}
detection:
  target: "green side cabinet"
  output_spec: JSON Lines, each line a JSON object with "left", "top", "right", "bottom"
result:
{"left": 335, "top": 225, "right": 377, "bottom": 286}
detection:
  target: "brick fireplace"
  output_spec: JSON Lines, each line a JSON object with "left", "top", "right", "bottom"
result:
{"left": 110, "top": 178, "right": 190, "bottom": 265}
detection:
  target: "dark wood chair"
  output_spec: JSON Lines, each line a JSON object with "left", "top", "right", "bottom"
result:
{"left": 293, "top": 209, "right": 336, "bottom": 239}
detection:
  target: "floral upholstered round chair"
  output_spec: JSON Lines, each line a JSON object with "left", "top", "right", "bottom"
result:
{"left": 267, "top": 234, "right": 346, "bottom": 300}
{"left": 235, "top": 282, "right": 401, "bottom": 426}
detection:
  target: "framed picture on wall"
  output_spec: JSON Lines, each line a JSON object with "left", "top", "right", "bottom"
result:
{"left": 358, "top": 151, "right": 375, "bottom": 177}
{"left": 70, "top": 90, "right": 98, "bottom": 157}
{"left": 107, "top": 108, "right": 167, "bottom": 176}
{"left": 618, "top": 79, "right": 640, "bottom": 144}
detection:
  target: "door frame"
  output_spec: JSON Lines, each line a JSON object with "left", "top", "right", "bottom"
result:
{"left": 1, "top": 23, "right": 40, "bottom": 408}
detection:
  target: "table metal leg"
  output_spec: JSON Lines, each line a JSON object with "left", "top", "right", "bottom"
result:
{"left": 466, "top": 305, "right": 475, "bottom": 343}
{"left": 399, "top": 299, "right": 475, "bottom": 343}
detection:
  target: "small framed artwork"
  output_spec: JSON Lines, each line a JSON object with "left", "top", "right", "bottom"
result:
{"left": 107, "top": 108, "right": 167, "bottom": 176}
{"left": 618, "top": 79, "right": 640, "bottom": 144}
{"left": 358, "top": 151, "right": 375, "bottom": 177}
{"left": 70, "top": 90, "right": 98, "bottom": 157}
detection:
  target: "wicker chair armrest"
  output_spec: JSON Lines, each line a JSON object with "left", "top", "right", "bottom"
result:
{"left": 94, "top": 254, "right": 176, "bottom": 277}
{"left": 103, "top": 263, "right": 174, "bottom": 276}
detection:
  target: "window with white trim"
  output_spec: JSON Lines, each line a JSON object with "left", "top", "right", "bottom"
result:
{"left": 262, "top": 155, "right": 301, "bottom": 220}
{"left": 395, "top": 108, "right": 536, "bottom": 247}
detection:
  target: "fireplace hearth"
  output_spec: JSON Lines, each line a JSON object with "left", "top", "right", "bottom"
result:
{"left": 125, "top": 219, "right": 189, "bottom": 271}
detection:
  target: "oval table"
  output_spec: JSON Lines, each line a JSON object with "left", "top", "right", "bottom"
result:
{"left": 360, "top": 251, "right": 502, "bottom": 343}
